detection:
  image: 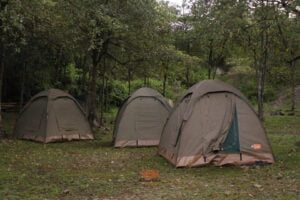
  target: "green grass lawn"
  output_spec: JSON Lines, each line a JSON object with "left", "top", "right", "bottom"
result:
{"left": 0, "top": 113, "right": 299, "bottom": 200}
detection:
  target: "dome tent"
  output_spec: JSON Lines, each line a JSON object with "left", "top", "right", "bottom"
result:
{"left": 113, "top": 87, "right": 172, "bottom": 147}
{"left": 158, "top": 80, "right": 274, "bottom": 167}
{"left": 14, "top": 89, "right": 94, "bottom": 143}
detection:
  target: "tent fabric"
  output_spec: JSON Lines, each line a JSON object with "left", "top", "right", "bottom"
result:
{"left": 113, "top": 87, "right": 172, "bottom": 147}
{"left": 14, "top": 89, "right": 94, "bottom": 143}
{"left": 158, "top": 80, "right": 274, "bottom": 167}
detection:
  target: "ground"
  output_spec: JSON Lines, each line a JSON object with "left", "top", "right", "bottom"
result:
{"left": 0, "top": 110, "right": 299, "bottom": 200}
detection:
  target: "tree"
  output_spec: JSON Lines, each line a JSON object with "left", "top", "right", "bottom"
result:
{"left": 274, "top": 5, "right": 300, "bottom": 114}
{"left": 189, "top": 0, "right": 234, "bottom": 79}
{"left": 0, "top": 0, "right": 24, "bottom": 135}
{"left": 240, "top": 0, "right": 293, "bottom": 120}
{"left": 59, "top": 0, "right": 170, "bottom": 128}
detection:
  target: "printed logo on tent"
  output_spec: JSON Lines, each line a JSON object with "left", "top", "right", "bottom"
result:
{"left": 251, "top": 144, "right": 262, "bottom": 150}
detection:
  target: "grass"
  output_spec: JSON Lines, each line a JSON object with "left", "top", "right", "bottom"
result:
{"left": 0, "top": 112, "right": 299, "bottom": 200}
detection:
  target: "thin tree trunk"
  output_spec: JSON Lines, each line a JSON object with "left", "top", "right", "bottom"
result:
{"left": 128, "top": 67, "right": 131, "bottom": 96}
{"left": 62, "top": 62, "right": 67, "bottom": 87}
{"left": 185, "top": 66, "right": 190, "bottom": 87}
{"left": 0, "top": 48, "right": 5, "bottom": 134}
{"left": 290, "top": 61, "right": 296, "bottom": 114}
{"left": 100, "top": 61, "right": 106, "bottom": 125}
{"left": 212, "top": 67, "right": 217, "bottom": 80}
{"left": 143, "top": 68, "right": 147, "bottom": 86}
{"left": 19, "top": 63, "right": 26, "bottom": 110}
{"left": 163, "top": 73, "right": 167, "bottom": 96}
{"left": 257, "top": 27, "right": 268, "bottom": 121}
{"left": 55, "top": 48, "right": 63, "bottom": 86}
{"left": 100, "top": 74, "right": 104, "bottom": 125}
{"left": 257, "top": 67, "right": 265, "bottom": 121}
{"left": 162, "top": 65, "right": 168, "bottom": 96}
{"left": 208, "top": 40, "right": 213, "bottom": 79}
{"left": 104, "top": 77, "right": 108, "bottom": 112}
{"left": 257, "top": 30, "right": 264, "bottom": 121}
{"left": 80, "top": 55, "right": 88, "bottom": 96}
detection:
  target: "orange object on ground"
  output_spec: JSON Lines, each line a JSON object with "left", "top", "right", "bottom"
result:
{"left": 140, "top": 170, "right": 160, "bottom": 181}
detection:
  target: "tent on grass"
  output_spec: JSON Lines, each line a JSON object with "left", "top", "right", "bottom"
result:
{"left": 113, "top": 87, "right": 172, "bottom": 147}
{"left": 14, "top": 89, "right": 94, "bottom": 143}
{"left": 158, "top": 80, "right": 274, "bottom": 167}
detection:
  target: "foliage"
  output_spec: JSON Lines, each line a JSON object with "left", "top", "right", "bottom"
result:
{"left": 0, "top": 0, "right": 299, "bottom": 120}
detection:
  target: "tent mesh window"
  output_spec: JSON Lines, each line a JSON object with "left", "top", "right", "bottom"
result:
{"left": 221, "top": 107, "right": 240, "bottom": 153}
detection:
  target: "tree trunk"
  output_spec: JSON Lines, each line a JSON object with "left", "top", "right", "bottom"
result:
{"left": 128, "top": 67, "right": 132, "bottom": 96}
{"left": 143, "top": 68, "right": 147, "bottom": 86}
{"left": 104, "top": 77, "right": 108, "bottom": 112}
{"left": 162, "top": 65, "right": 168, "bottom": 96}
{"left": 19, "top": 63, "right": 26, "bottom": 110}
{"left": 0, "top": 47, "right": 4, "bottom": 134}
{"left": 163, "top": 73, "right": 167, "bottom": 96}
{"left": 100, "top": 62, "right": 106, "bottom": 125}
{"left": 185, "top": 66, "right": 190, "bottom": 87}
{"left": 80, "top": 55, "right": 88, "bottom": 96}
{"left": 86, "top": 39, "right": 109, "bottom": 128}
{"left": 212, "top": 67, "right": 217, "bottom": 80}
{"left": 257, "top": 67, "right": 265, "bottom": 121}
{"left": 0, "top": 1, "right": 8, "bottom": 135}
{"left": 100, "top": 74, "right": 104, "bottom": 125}
{"left": 207, "top": 40, "right": 213, "bottom": 79}
{"left": 62, "top": 62, "right": 67, "bottom": 87}
{"left": 86, "top": 55, "right": 99, "bottom": 129}
{"left": 290, "top": 61, "right": 296, "bottom": 114}
{"left": 54, "top": 48, "right": 63, "bottom": 86}
{"left": 257, "top": 28, "right": 268, "bottom": 121}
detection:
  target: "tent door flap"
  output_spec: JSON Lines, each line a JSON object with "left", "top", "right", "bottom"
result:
{"left": 220, "top": 106, "right": 240, "bottom": 153}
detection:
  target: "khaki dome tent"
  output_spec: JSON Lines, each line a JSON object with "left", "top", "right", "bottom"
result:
{"left": 113, "top": 87, "right": 172, "bottom": 147}
{"left": 158, "top": 80, "right": 274, "bottom": 167}
{"left": 14, "top": 89, "right": 94, "bottom": 143}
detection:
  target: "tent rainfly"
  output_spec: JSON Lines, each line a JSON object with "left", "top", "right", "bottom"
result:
{"left": 158, "top": 80, "right": 274, "bottom": 167}
{"left": 14, "top": 89, "right": 94, "bottom": 143}
{"left": 113, "top": 87, "right": 172, "bottom": 147}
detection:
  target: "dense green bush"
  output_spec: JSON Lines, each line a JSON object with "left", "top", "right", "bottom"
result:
{"left": 107, "top": 80, "right": 128, "bottom": 107}
{"left": 106, "top": 78, "right": 186, "bottom": 108}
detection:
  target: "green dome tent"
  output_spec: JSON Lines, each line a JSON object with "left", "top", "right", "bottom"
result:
{"left": 159, "top": 80, "right": 274, "bottom": 167}
{"left": 14, "top": 89, "right": 94, "bottom": 143}
{"left": 113, "top": 87, "right": 172, "bottom": 147}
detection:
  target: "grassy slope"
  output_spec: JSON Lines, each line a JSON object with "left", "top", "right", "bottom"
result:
{"left": 0, "top": 111, "right": 299, "bottom": 200}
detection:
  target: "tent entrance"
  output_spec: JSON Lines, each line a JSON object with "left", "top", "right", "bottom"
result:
{"left": 53, "top": 98, "right": 89, "bottom": 133}
{"left": 135, "top": 98, "right": 165, "bottom": 141}
{"left": 221, "top": 107, "right": 240, "bottom": 153}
